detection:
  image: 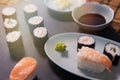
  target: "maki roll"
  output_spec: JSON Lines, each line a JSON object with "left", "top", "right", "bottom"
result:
{"left": 2, "top": 7, "right": 16, "bottom": 19}
{"left": 4, "top": 18, "right": 18, "bottom": 33}
{"left": 6, "top": 31, "right": 25, "bottom": 60}
{"left": 77, "top": 35, "right": 95, "bottom": 51}
{"left": 104, "top": 43, "right": 120, "bottom": 65}
{"left": 28, "top": 16, "right": 44, "bottom": 27}
{"left": 33, "top": 27, "right": 48, "bottom": 43}
{"left": 28, "top": 16, "right": 44, "bottom": 33}
{"left": 6, "top": 31, "right": 21, "bottom": 43}
{"left": 23, "top": 4, "right": 38, "bottom": 20}
{"left": 33, "top": 27, "right": 48, "bottom": 54}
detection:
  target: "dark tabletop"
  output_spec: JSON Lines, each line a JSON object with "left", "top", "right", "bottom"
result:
{"left": 0, "top": 0, "right": 120, "bottom": 80}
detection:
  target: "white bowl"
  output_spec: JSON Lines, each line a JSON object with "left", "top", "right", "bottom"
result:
{"left": 72, "top": 2, "right": 114, "bottom": 31}
{"left": 44, "top": 0, "right": 86, "bottom": 13}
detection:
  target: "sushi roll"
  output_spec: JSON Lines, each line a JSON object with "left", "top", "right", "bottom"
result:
{"left": 33, "top": 27, "right": 48, "bottom": 54}
{"left": 28, "top": 16, "right": 44, "bottom": 33}
{"left": 33, "top": 27, "right": 48, "bottom": 43}
{"left": 23, "top": 4, "right": 38, "bottom": 20}
{"left": 6, "top": 31, "right": 25, "bottom": 60}
{"left": 33, "top": 27, "right": 48, "bottom": 39}
{"left": 2, "top": 7, "right": 16, "bottom": 18}
{"left": 77, "top": 47, "right": 112, "bottom": 73}
{"left": 4, "top": 18, "right": 18, "bottom": 33}
{"left": 28, "top": 16, "right": 44, "bottom": 27}
{"left": 10, "top": 57, "right": 38, "bottom": 80}
{"left": 6, "top": 31, "right": 21, "bottom": 43}
{"left": 104, "top": 43, "right": 120, "bottom": 65}
{"left": 77, "top": 35, "right": 95, "bottom": 51}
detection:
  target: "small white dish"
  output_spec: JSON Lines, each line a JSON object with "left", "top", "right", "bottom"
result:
{"left": 72, "top": 2, "right": 114, "bottom": 31}
{"left": 44, "top": 0, "right": 86, "bottom": 13}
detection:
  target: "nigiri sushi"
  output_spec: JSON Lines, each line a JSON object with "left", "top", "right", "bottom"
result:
{"left": 76, "top": 47, "right": 112, "bottom": 73}
{"left": 10, "top": 57, "right": 38, "bottom": 80}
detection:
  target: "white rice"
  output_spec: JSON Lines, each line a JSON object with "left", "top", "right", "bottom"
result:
{"left": 4, "top": 18, "right": 17, "bottom": 29}
{"left": 76, "top": 47, "right": 111, "bottom": 73}
{"left": 28, "top": 16, "right": 43, "bottom": 26}
{"left": 24, "top": 4, "right": 38, "bottom": 13}
{"left": 53, "top": 0, "right": 73, "bottom": 10}
{"left": 33, "top": 27, "right": 47, "bottom": 38}
{"left": 47, "top": 0, "right": 86, "bottom": 11}
{"left": 77, "top": 53, "right": 105, "bottom": 73}
{"left": 105, "top": 43, "right": 120, "bottom": 57}
{"left": 6, "top": 31, "right": 21, "bottom": 42}
{"left": 78, "top": 36, "right": 95, "bottom": 45}
{"left": 2, "top": 7, "right": 16, "bottom": 16}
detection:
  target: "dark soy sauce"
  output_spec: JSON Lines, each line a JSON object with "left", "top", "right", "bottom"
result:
{"left": 78, "top": 13, "right": 106, "bottom": 25}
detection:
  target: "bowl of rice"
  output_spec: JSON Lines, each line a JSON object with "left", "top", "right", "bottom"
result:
{"left": 44, "top": 0, "right": 86, "bottom": 13}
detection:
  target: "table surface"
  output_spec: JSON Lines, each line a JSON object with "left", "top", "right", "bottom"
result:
{"left": 0, "top": 0, "right": 120, "bottom": 80}
{"left": 89, "top": 0, "right": 120, "bottom": 33}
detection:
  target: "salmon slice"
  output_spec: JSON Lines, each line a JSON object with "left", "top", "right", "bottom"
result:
{"left": 10, "top": 57, "right": 38, "bottom": 80}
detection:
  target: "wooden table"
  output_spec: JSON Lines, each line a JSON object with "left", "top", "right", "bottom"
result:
{"left": 89, "top": 0, "right": 120, "bottom": 34}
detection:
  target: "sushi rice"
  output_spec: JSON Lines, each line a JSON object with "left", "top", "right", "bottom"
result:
{"left": 104, "top": 43, "right": 120, "bottom": 65}
{"left": 77, "top": 35, "right": 95, "bottom": 50}
{"left": 105, "top": 43, "right": 120, "bottom": 57}
{"left": 23, "top": 4, "right": 38, "bottom": 20}
{"left": 33, "top": 27, "right": 47, "bottom": 38}
{"left": 77, "top": 47, "right": 112, "bottom": 73}
{"left": 6, "top": 31, "right": 21, "bottom": 43}
{"left": 4, "top": 18, "right": 17, "bottom": 29}
{"left": 24, "top": 4, "right": 38, "bottom": 13}
{"left": 28, "top": 16, "right": 43, "bottom": 26}
{"left": 2, "top": 7, "right": 16, "bottom": 16}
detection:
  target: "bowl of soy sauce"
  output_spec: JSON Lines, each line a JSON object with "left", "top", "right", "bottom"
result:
{"left": 72, "top": 2, "right": 114, "bottom": 31}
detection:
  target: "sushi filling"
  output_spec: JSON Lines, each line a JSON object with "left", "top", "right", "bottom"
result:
{"left": 24, "top": 4, "right": 38, "bottom": 13}
{"left": 33, "top": 27, "right": 47, "bottom": 38}
{"left": 104, "top": 43, "right": 120, "bottom": 65}
{"left": 4, "top": 18, "right": 17, "bottom": 29}
{"left": 105, "top": 44, "right": 120, "bottom": 56}
{"left": 77, "top": 36, "right": 95, "bottom": 50}
{"left": 2, "top": 7, "right": 16, "bottom": 16}
{"left": 6, "top": 31, "right": 21, "bottom": 43}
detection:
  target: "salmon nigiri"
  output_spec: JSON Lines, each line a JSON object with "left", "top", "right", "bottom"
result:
{"left": 10, "top": 57, "right": 38, "bottom": 80}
